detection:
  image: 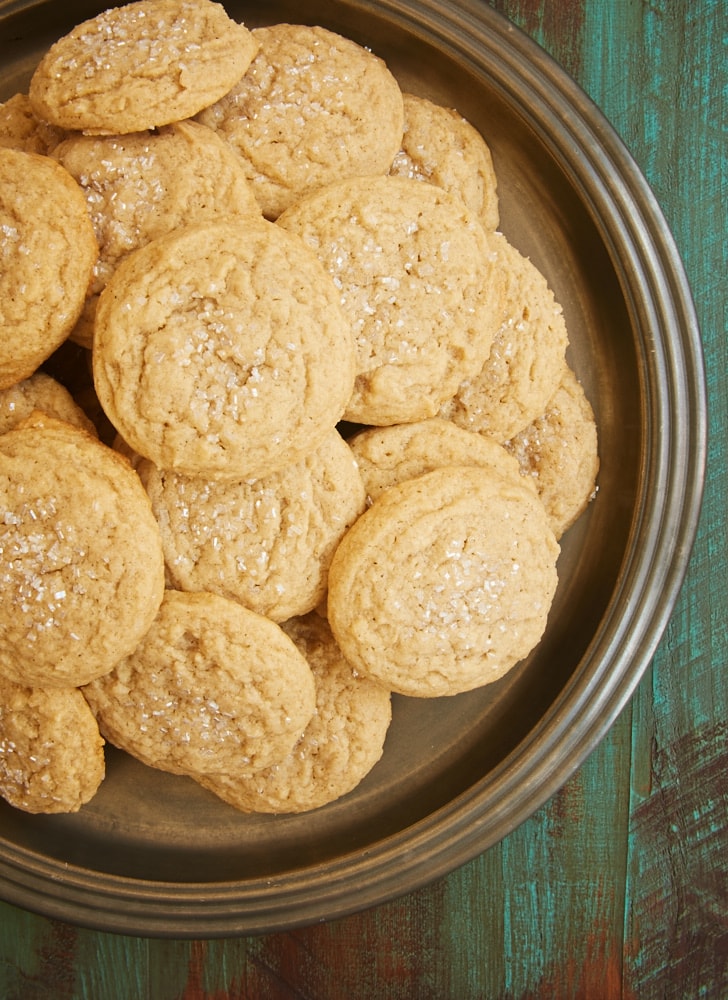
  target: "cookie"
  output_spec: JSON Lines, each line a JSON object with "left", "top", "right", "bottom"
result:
{"left": 138, "top": 429, "right": 366, "bottom": 622}
{"left": 0, "top": 147, "right": 97, "bottom": 390}
{"left": 53, "top": 120, "right": 262, "bottom": 347}
{"left": 197, "top": 23, "right": 404, "bottom": 218}
{"left": 327, "top": 466, "right": 559, "bottom": 697}
{"left": 278, "top": 175, "right": 505, "bottom": 426}
{"left": 439, "top": 234, "right": 569, "bottom": 441}
{"left": 348, "top": 417, "right": 533, "bottom": 503}
{"left": 0, "top": 413, "right": 165, "bottom": 688}
{"left": 0, "top": 93, "right": 66, "bottom": 155}
{"left": 0, "top": 372, "right": 97, "bottom": 437}
{"left": 92, "top": 218, "right": 356, "bottom": 480}
{"left": 390, "top": 93, "right": 499, "bottom": 231}
{"left": 504, "top": 365, "right": 600, "bottom": 538}
{"left": 0, "top": 675, "right": 105, "bottom": 814}
{"left": 28, "top": 0, "right": 258, "bottom": 135}
{"left": 197, "top": 612, "right": 392, "bottom": 813}
{"left": 83, "top": 590, "right": 317, "bottom": 777}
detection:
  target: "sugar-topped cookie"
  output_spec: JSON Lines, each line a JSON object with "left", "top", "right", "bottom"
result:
{"left": 504, "top": 365, "right": 599, "bottom": 538}
{"left": 29, "top": 0, "right": 258, "bottom": 135}
{"left": 348, "top": 417, "right": 532, "bottom": 503}
{"left": 390, "top": 93, "right": 499, "bottom": 231}
{"left": 0, "top": 372, "right": 96, "bottom": 437}
{"left": 0, "top": 675, "right": 105, "bottom": 814}
{"left": 53, "top": 120, "right": 262, "bottom": 347}
{"left": 327, "top": 466, "right": 559, "bottom": 697}
{"left": 197, "top": 612, "right": 392, "bottom": 813}
{"left": 0, "top": 93, "right": 66, "bottom": 156}
{"left": 439, "top": 234, "right": 569, "bottom": 441}
{"left": 0, "top": 148, "right": 97, "bottom": 390}
{"left": 197, "top": 23, "right": 404, "bottom": 218}
{"left": 83, "top": 590, "right": 316, "bottom": 777}
{"left": 92, "top": 219, "right": 356, "bottom": 480}
{"left": 138, "top": 429, "right": 366, "bottom": 622}
{"left": 0, "top": 413, "right": 165, "bottom": 688}
{"left": 278, "top": 175, "right": 505, "bottom": 426}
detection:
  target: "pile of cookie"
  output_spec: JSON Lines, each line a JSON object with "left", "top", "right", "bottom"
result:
{"left": 0, "top": 0, "right": 598, "bottom": 816}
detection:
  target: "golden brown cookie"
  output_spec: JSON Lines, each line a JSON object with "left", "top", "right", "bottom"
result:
{"left": 348, "top": 417, "right": 533, "bottom": 503}
{"left": 92, "top": 219, "right": 356, "bottom": 480}
{"left": 0, "top": 675, "right": 105, "bottom": 814}
{"left": 197, "top": 23, "right": 404, "bottom": 218}
{"left": 390, "top": 93, "right": 499, "bottom": 231}
{"left": 504, "top": 365, "right": 600, "bottom": 538}
{"left": 0, "top": 93, "right": 66, "bottom": 155}
{"left": 439, "top": 234, "right": 569, "bottom": 441}
{"left": 278, "top": 175, "right": 505, "bottom": 426}
{"left": 327, "top": 466, "right": 559, "bottom": 697}
{"left": 29, "top": 0, "right": 258, "bottom": 135}
{"left": 0, "top": 147, "right": 97, "bottom": 390}
{"left": 53, "top": 120, "right": 262, "bottom": 348}
{"left": 197, "top": 612, "right": 392, "bottom": 813}
{"left": 138, "top": 429, "right": 366, "bottom": 622}
{"left": 0, "top": 413, "right": 165, "bottom": 688}
{"left": 83, "top": 590, "right": 317, "bottom": 777}
{"left": 0, "top": 372, "right": 96, "bottom": 437}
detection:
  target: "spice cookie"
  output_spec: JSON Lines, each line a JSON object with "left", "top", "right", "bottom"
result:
{"left": 197, "top": 612, "right": 392, "bottom": 813}
{"left": 28, "top": 0, "right": 258, "bottom": 135}
{"left": 0, "top": 413, "right": 165, "bottom": 689}
{"left": 138, "top": 429, "right": 366, "bottom": 622}
{"left": 278, "top": 175, "right": 505, "bottom": 426}
{"left": 83, "top": 590, "right": 316, "bottom": 777}
{"left": 504, "top": 365, "right": 599, "bottom": 539}
{"left": 0, "top": 93, "right": 66, "bottom": 155}
{"left": 0, "top": 147, "right": 97, "bottom": 390}
{"left": 92, "top": 219, "right": 356, "bottom": 480}
{"left": 327, "top": 466, "right": 559, "bottom": 697}
{"left": 439, "top": 234, "right": 569, "bottom": 442}
{"left": 348, "top": 417, "right": 532, "bottom": 504}
{"left": 0, "top": 372, "right": 96, "bottom": 437}
{"left": 0, "top": 675, "right": 105, "bottom": 814}
{"left": 390, "top": 93, "right": 499, "bottom": 231}
{"left": 54, "top": 120, "right": 262, "bottom": 347}
{"left": 197, "top": 23, "right": 404, "bottom": 218}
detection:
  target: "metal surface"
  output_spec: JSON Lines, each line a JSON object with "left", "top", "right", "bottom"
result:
{"left": 0, "top": 0, "right": 706, "bottom": 936}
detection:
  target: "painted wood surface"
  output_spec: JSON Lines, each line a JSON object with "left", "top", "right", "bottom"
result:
{"left": 0, "top": 0, "right": 724, "bottom": 996}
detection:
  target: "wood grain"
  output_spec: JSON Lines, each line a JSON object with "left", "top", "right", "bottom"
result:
{"left": 0, "top": 1, "right": 724, "bottom": 997}
{"left": 580, "top": 3, "right": 727, "bottom": 998}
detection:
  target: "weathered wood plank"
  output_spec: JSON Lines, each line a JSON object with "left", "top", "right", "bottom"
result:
{"left": 247, "top": 882, "right": 446, "bottom": 999}
{"left": 439, "top": 709, "right": 634, "bottom": 999}
{"left": 578, "top": 1, "right": 727, "bottom": 998}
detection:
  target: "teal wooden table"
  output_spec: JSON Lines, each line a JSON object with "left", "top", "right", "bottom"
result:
{"left": 0, "top": 1, "right": 724, "bottom": 996}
